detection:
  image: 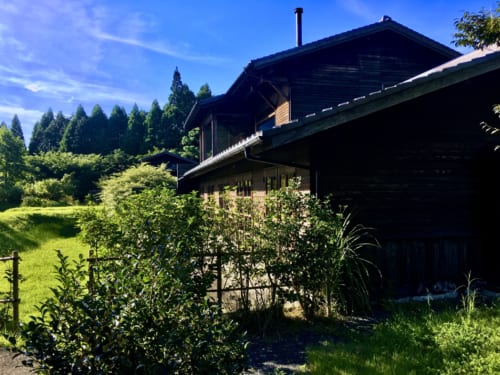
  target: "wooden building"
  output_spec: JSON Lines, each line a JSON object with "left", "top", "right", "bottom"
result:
{"left": 179, "top": 17, "right": 500, "bottom": 294}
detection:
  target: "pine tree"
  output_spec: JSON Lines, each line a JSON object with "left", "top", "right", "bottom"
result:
{"left": 197, "top": 83, "right": 212, "bottom": 101}
{"left": 86, "top": 104, "right": 108, "bottom": 154}
{"left": 0, "top": 126, "right": 26, "bottom": 185}
{"left": 10, "top": 115, "right": 25, "bottom": 144}
{"left": 123, "top": 104, "right": 146, "bottom": 155}
{"left": 108, "top": 105, "right": 128, "bottom": 152}
{"left": 60, "top": 105, "right": 88, "bottom": 153}
{"left": 161, "top": 68, "right": 197, "bottom": 151}
{"left": 44, "top": 111, "right": 69, "bottom": 151}
{"left": 144, "top": 99, "right": 163, "bottom": 152}
{"left": 29, "top": 109, "right": 54, "bottom": 154}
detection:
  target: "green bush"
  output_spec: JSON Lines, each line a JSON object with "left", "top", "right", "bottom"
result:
{"left": 0, "top": 183, "right": 23, "bottom": 205}
{"left": 22, "top": 176, "right": 74, "bottom": 206}
{"left": 209, "top": 179, "right": 378, "bottom": 321}
{"left": 14, "top": 188, "right": 247, "bottom": 374}
{"left": 261, "top": 179, "right": 379, "bottom": 318}
{"left": 98, "top": 163, "right": 176, "bottom": 209}
{"left": 27, "top": 151, "right": 136, "bottom": 201}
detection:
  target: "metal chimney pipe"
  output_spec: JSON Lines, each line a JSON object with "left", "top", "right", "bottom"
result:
{"left": 295, "top": 7, "right": 303, "bottom": 47}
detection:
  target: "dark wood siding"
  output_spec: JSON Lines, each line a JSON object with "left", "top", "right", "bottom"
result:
{"left": 286, "top": 31, "right": 456, "bottom": 119}
{"left": 311, "top": 70, "right": 500, "bottom": 293}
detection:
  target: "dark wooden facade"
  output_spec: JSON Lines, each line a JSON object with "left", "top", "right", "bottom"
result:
{"left": 308, "top": 69, "right": 500, "bottom": 293}
{"left": 185, "top": 18, "right": 458, "bottom": 163}
{"left": 179, "top": 18, "right": 500, "bottom": 295}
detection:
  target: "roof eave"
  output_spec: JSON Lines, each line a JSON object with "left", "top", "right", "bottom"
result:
{"left": 180, "top": 133, "right": 263, "bottom": 179}
{"left": 264, "top": 48, "right": 500, "bottom": 149}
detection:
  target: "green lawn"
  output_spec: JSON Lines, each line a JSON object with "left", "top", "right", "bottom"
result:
{"left": 0, "top": 206, "right": 88, "bottom": 326}
{"left": 306, "top": 300, "right": 500, "bottom": 374}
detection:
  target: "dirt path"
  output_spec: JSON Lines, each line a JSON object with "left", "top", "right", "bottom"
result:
{"left": 244, "top": 330, "right": 335, "bottom": 374}
{"left": 0, "top": 349, "right": 31, "bottom": 374}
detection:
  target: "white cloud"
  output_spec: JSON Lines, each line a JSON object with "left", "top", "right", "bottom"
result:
{"left": 24, "top": 82, "right": 44, "bottom": 93}
{"left": 0, "top": 104, "right": 45, "bottom": 141}
{"left": 92, "top": 30, "right": 227, "bottom": 64}
{"left": 337, "top": 0, "right": 378, "bottom": 21}
{"left": 1, "top": 64, "right": 149, "bottom": 106}
{"left": 0, "top": 105, "right": 43, "bottom": 122}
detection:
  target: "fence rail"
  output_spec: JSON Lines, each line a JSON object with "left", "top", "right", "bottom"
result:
{"left": 0, "top": 251, "right": 20, "bottom": 323}
{"left": 86, "top": 250, "right": 272, "bottom": 306}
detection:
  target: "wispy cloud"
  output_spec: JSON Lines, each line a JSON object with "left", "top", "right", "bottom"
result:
{"left": 0, "top": 105, "right": 44, "bottom": 122}
{"left": 337, "top": 0, "right": 378, "bottom": 22}
{"left": 92, "top": 30, "right": 227, "bottom": 64}
{"left": 0, "top": 103, "right": 45, "bottom": 140}
{"left": 0, "top": 64, "right": 150, "bottom": 107}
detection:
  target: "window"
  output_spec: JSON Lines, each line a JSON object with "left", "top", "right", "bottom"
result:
{"left": 206, "top": 185, "right": 215, "bottom": 196}
{"left": 236, "top": 179, "right": 252, "bottom": 197}
{"left": 265, "top": 176, "right": 277, "bottom": 193}
{"left": 280, "top": 174, "right": 288, "bottom": 189}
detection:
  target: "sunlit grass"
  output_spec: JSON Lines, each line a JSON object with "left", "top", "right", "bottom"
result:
{"left": 0, "top": 206, "right": 88, "bottom": 346}
{"left": 306, "top": 301, "right": 500, "bottom": 374}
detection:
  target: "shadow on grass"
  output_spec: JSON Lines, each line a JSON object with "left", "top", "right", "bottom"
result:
{"left": 0, "top": 214, "right": 79, "bottom": 256}
{"left": 0, "top": 222, "right": 38, "bottom": 256}
{"left": 306, "top": 305, "right": 444, "bottom": 375}
{"left": 22, "top": 214, "right": 80, "bottom": 238}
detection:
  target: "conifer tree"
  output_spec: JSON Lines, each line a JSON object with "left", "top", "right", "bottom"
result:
{"left": 161, "top": 68, "right": 196, "bottom": 151}
{"left": 29, "top": 109, "right": 54, "bottom": 154}
{"left": 44, "top": 111, "right": 69, "bottom": 151}
{"left": 123, "top": 104, "right": 146, "bottom": 155}
{"left": 10, "top": 115, "right": 25, "bottom": 144}
{"left": 60, "top": 105, "right": 88, "bottom": 153}
{"left": 108, "top": 105, "right": 128, "bottom": 152}
{"left": 86, "top": 104, "right": 108, "bottom": 154}
{"left": 144, "top": 99, "right": 163, "bottom": 152}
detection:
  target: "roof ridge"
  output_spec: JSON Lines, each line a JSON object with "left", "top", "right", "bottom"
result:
{"left": 248, "top": 17, "right": 459, "bottom": 70}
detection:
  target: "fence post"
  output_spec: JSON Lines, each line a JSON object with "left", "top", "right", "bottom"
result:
{"left": 217, "top": 252, "right": 222, "bottom": 305}
{"left": 12, "top": 251, "right": 19, "bottom": 324}
{"left": 88, "top": 249, "right": 94, "bottom": 293}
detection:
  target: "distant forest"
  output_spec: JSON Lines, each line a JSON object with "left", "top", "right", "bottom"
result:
{"left": 3, "top": 68, "right": 209, "bottom": 161}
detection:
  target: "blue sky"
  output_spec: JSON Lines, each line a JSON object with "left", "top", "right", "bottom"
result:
{"left": 0, "top": 0, "right": 494, "bottom": 142}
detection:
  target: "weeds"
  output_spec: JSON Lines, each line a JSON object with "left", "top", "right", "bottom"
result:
{"left": 306, "top": 283, "right": 500, "bottom": 374}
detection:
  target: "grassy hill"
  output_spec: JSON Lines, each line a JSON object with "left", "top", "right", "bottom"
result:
{"left": 0, "top": 206, "right": 88, "bottom": 324}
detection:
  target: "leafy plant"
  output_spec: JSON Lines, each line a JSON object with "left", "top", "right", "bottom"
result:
{"left": 14, "top": 188, "right": 247, "bottom": 374}
{"left": 98, "top": 163, "right": 176, "bottom": 210}
{"left": 307, "top": 295, "right": 500, "bottom": 374}
{"left": 261, "top": 179, "right": 379, "bottom": 318}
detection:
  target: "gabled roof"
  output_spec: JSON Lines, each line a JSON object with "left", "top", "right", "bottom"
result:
{"left": 181, "top": 45, "right": 500, "bottom": 180}
{"left": 265, "top": 44, "right": 500, "bottom": 149}
{"left": 185, "top": 16, "right": 459, "bottom": 131}
{"left": 236, "top": 16, "right": 459, "bottom": 80}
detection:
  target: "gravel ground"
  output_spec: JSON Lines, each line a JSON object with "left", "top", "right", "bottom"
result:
{"left": 244, "top": 329, "right": 335, "bottom": 374}
{"left": 0, "top": 349, "right": 31, "bottom": 374}
{"left": 0, "top": 316, "right": 377, "bottom": 375}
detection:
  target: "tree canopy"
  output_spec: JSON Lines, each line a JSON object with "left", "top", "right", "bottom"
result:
{"left": 453, "top": 1, "right": 500, "bottom": 48}
{"left": 22, "top": 68, "right": 207, "bottom": 159}
{"left": 10, "top": 115, "right": 25, "bottom": 144}
{"left": 0, "top": 125, "right": 26, "bottom": 185}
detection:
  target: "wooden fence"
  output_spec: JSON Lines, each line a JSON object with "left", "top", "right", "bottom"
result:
{"left": 86, "top": 250, "right": 270, "bottom": 308}
{"left": 0, "top": 251, "right": 20, "bottom": 323}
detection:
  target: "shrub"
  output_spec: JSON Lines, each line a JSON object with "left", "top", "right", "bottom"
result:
{"left": 261, "top": 179, "right": 379, "bottom": 318}
{"left": 15, "top": 188, "right": 247, "bottom": 374}
{"left": 209, "top": 179, "right": 378, "bottom": 321}
{"left": 21, "top": 176, "right": 74, "bottom": 206}
{"left": 98, "top": 163, "right": 176, "bottom": 209}
{"left": 0, "top": 183, "right": 22, "bottom": 205}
